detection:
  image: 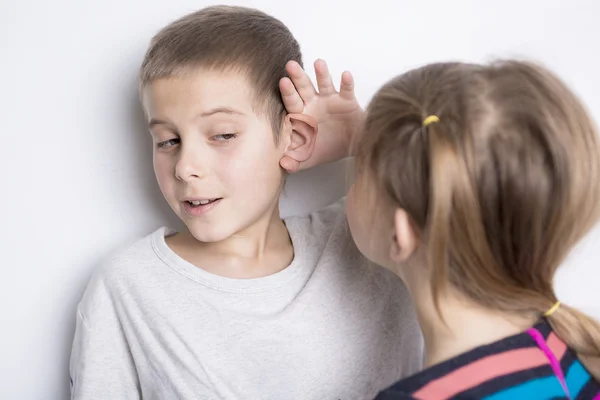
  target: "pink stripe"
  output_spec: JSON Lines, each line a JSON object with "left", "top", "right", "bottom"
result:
{"left": 546, "top": 332, "right": 566, "bottom": 356}
{"left": 593, "top": 392, "right": 600, "bottom": 400}
{"left": 527, "top": 328, "right": 570, "bottom": 399}
{"left": 414, "top": 332, "right": 567, "bottom": 399}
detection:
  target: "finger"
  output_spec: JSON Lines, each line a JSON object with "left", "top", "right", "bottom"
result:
{"left": 279, "top": 155, "right": 300, "bottom": 173}
{"left": 279, "top": 77, "right": 305, "bottom": 114}
{"left": 285, "top": 60, "right": 316, "bottom": 103}
{"left": 339, "top": 71, "right": 356, "bottom": 100}
{"left": 314, "top": 59, "right": 335, "bottom": 95}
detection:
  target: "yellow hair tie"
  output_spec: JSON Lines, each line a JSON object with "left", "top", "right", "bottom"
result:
{"left": 544, "top": 301, "right": 561, "bottom": 317}
{"left": 423, "top": 115, "right": 440, "bottom": 127}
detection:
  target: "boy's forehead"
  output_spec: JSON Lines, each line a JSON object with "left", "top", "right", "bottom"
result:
{"left": 142, "top": 69, "right": 259, "bottom": 117}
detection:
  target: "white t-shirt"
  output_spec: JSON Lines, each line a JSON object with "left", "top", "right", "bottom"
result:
{"left": 70, "top": 199, "right": 423, "bottom": 400}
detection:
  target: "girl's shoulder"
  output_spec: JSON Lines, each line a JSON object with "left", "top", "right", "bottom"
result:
{"left": 374, "top": 321, "right": 599, "bottom": 399}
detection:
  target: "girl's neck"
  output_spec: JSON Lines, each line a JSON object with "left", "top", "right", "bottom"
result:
{"left": 411, "top": 287, "right": 538, "bottom": 367}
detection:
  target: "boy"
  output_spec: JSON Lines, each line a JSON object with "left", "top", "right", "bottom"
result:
{"left": 69, "top": 5, "right": 423, "bottom": 399}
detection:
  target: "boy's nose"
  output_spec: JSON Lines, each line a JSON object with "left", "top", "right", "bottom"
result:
{"left": 175, "top": 149, "right": 208, "bottom": 182}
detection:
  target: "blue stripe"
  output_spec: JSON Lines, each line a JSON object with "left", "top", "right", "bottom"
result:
{"left": 565, "top": 360, "right": 590, "bottom": 397}
{"left": 482, "top": 360, "right": 591, "bottom": 400}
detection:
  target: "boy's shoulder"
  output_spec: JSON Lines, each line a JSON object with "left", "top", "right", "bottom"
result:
{"left": 94, "top": 227, "right": 164, "bottom": 280}
{"left": 285, "top": 196, "right": 409, "bottom": 292}
{"left": 78, "top": 228, "right": 167, "bottom": 314}
{"left": 284, "top": 196, "right": 347, "bottom": 241}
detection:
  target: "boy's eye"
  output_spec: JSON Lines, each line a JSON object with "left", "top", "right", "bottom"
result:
{"left": 157, "top": 138, "right": 180, "bottom": 148}
{"left": 213, "top": 133, "right": 238, "bottom": 142}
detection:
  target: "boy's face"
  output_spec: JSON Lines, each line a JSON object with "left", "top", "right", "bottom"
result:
{"left": 142, "top": 69, "right": 287, "bottom": 243}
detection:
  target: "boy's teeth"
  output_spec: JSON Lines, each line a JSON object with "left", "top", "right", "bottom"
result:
{"left": 189, "top": 199, "right": 212, "bottom": 206}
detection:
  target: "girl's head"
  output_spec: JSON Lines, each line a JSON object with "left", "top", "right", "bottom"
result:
{"left": 346, "top": 60, "right": 600, "bottom": 374}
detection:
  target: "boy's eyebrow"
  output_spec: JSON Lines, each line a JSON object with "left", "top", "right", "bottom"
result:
{"left": 148, "top": 108, "right": 246, "bottom": 128}
{"left": 148, "top": 118, "right": 169, "bottom": 128}
{"left": 199, "top": 107, "right": 246, "bottom": 117}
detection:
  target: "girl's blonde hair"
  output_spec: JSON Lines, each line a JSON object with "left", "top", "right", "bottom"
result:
{"left": 356, "top": 60, "right": 600, "bottom": 378}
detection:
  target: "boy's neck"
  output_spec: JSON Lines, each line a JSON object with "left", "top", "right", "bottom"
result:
{"left": 410, "top": 283, "right": 538, "bottom": 368}
{"left": 167, "top": 205, "right": 294, "bottom": 279}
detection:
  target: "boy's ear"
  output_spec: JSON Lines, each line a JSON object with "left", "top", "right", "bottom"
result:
{"left": 279, "top": 113, "right": 318, "bottom": 173}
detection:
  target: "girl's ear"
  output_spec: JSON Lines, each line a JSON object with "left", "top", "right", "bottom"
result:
{"left": 390, "top": 208, "right": 418, "bottom": 262}
{"left": 279, "top": 114, "right": 317, "bottom": 173}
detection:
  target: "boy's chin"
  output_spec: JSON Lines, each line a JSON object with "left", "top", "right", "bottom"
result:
{"left": 185, "top": 223, "right": 235, "bottom": 244}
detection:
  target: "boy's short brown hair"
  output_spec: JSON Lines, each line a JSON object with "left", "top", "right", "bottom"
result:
{"left": 139, "top": 5, "right": 302, "bottom": 140}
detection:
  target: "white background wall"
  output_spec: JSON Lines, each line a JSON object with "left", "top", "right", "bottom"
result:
{"left": 1, "top": 0, "right": 599, "bottom": 398}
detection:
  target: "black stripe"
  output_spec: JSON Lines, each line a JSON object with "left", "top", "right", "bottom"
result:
{"left": 575, "top": 377, "right": 600, "bottom": 399}
{"left": 535, "top": 319, "right": 553, "bottom": 338}
{"left": 559, "top": 348, "right": 577, "bottom": 372}
{"left": 455, "top": 364, "right": 554, "bottom": 399}
{"left": 373, "top": 389, "right": 417, "bottom": 400}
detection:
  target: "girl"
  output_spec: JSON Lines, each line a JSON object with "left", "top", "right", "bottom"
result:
{"left": 281, "top": 59, "right": 600, "bottom": 399}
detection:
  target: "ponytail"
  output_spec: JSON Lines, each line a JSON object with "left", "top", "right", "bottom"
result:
{"left": 547, "top": 303, "right": 600, "bottom": 381}
{"left": 424, "top": 119, "right": 454, "bottom": 312}
{"left": 425, "top": 117, "right": 507, "bottom": 316}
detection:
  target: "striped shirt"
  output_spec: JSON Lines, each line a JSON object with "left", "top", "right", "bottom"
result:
{"left": 375, "top": 320, "right": 600, "bottom": 399}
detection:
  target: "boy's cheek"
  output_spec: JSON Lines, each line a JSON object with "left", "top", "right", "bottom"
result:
{"left": 222, "top": 147, "right": 282, "bottom": 179}
{"left": 153, "top": 160, "right": 173, "bottom": 183}
{"left": 153, "top": 160, "right": 178, "bottom": 197}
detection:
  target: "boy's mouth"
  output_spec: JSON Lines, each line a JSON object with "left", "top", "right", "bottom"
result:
{"left": 182, "top": 197, "right": 223, "bottom": 217}
{"left": 186, "top": 198, "right": 221, "bottom": 207}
